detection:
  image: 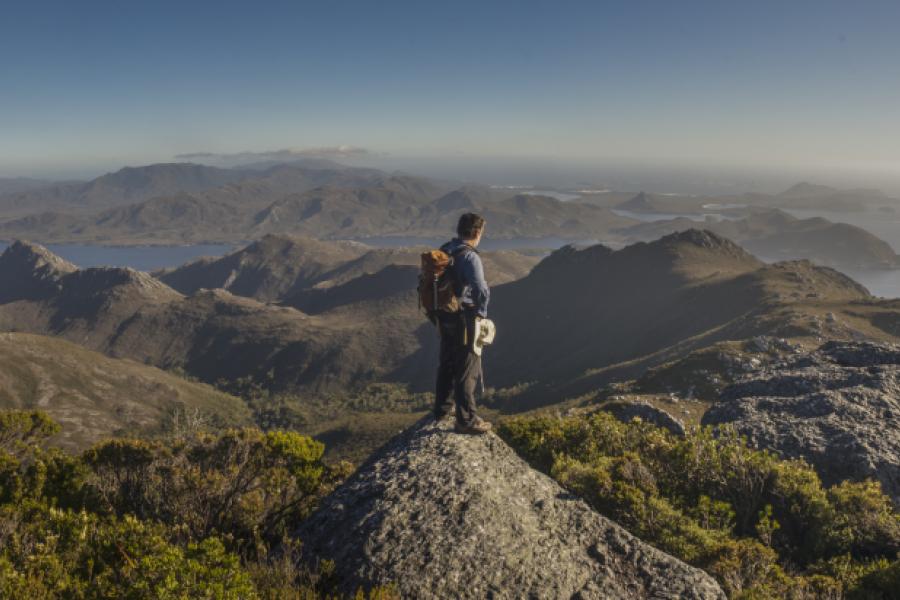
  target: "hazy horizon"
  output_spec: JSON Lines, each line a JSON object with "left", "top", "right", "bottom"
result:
{"left": 8, "top": 154, "right": 900, "bottom": 198}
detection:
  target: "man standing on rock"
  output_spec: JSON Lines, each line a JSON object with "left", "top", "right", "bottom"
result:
{"left": 434, "top": 213, "right": 493, "bottom": 434}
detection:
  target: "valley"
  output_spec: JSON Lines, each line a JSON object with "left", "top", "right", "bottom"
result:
{"left": 3, "top": 227, "right": 900, "bottom": 466}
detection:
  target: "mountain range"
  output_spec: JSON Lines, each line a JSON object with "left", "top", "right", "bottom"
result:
{"left": 485, "top": 229, "right": 900, "bottom": 409}
{"left": 3, "top": 230, "right": 900, "bottom": 456}
{"left": 0, "top": 170, "right": 633, "bottom": 245}
{"left": 2, "top": 162, "right": 899, "bottom": 279}
{"left": 618, "top": 208, "right": 900, "bottom": 270}
{"left": 0, "top": 236, "right": 535, "bottom": 397}
{"left": 598, "top": 183, "right": 899, "bottom": 215}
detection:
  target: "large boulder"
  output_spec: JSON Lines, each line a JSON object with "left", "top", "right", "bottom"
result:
{"left": 296, "top": 417, "right": 724, "bottom": 599}
{"left": 703, "top": 341, "right": 900, "bottom": 505}
{"left": 601, "top": 400, "right": 686, "bottom": 436}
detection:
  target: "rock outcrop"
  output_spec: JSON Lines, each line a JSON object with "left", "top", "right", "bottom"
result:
{"left": 601, "top": 400, "right": 686, "bottom": 436}
{"left": 703, "top": 341, "right": 900, "bottom": 505}
{"left": 296, "top": 417, "right": 724, "bottom": 599}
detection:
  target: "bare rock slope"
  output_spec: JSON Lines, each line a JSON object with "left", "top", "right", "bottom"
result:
{"left": 703, "top": 341, "right": 900, "bottom": 505}
{"left": 297, "top": 418, "right": 724, "bottom": 599}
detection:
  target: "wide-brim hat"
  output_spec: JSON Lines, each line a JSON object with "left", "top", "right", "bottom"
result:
{"left": 473, "top": 318, "right": 496, "bottom": 356}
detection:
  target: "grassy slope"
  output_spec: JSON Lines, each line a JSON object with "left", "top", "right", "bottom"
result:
{"left": 0, "top": 332, "right": 251, "bottom": 450}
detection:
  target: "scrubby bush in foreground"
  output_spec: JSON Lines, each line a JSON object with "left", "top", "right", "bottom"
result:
{"left": 0, "top": 409, "right": 395, "bottom": 599}
{"left": 500, "top": 412, "right": 900, "bottom": 599}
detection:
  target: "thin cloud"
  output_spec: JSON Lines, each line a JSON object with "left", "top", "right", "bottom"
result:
{"left": 174, "top": 146, "right": 380, "bottom": 164}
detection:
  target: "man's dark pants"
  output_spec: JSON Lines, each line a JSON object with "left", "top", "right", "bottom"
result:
{"left": 434, "top": 311, "right": 481, "bottom": 426}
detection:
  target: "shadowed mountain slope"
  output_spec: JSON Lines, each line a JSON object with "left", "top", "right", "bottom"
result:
{"left": 296, "top": 417, "right": 725, "bottom": 599}
{"left": 0, "top": 240, "right": 461, "bottom": 396}
{"left": 157, "top": 235, "right": 368, "bottom": 301}
{"left": 619, "top": 209, "right": 900, "bottom": 270}
{"left": 3, "top": 232, "right": 899, "bottom": 418}
{"left": 157, "top": 234, "right": 538, "bottom": 302}
{"left": 0, "top": 239, "right": 78, "bottom": 302}
{"left": 489, "top": 231, "right": 767, "bottom": 385}
{"left": 5, "top": 233, "right": 900, "bottom": 462}
{"left": 485, "top": 230, "right": 898, "bottom": 409}
{"left": 0, "top": 242, "right": 377, "bottom": 393}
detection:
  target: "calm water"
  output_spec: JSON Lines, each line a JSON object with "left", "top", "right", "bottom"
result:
{"left": 489, "top": 187, "right": 582, "bottom": 201}
{"left": 612, "top": 208, "right": 743, "bottom": 223}
{"left": 0, "top": 242, "right": 235, "bottom": 271}
{"left": 520, "top": 190, "right": 582, "bottom": 202}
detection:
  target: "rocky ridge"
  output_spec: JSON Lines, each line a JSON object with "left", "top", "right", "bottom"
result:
{"left": 297, "top": 417, "right": 724, "bottom": 599}
{"left": 0, "top": 240, "right": 77, "bottom": 302}
{"left": 703, "top": 340, "right": 900, "bottom": 505}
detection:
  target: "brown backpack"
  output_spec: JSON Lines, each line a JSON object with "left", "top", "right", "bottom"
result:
{"left": 418, "top": 248, "right": 465, "bottom": 321}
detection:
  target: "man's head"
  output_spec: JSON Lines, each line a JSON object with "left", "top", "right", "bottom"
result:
{"left": 457, "top": 212, "right": 486, "bottom": 247}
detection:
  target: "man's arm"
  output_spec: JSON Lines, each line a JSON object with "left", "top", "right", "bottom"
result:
{"left": 460, "top": 252, "right": 490, "bottom": 317}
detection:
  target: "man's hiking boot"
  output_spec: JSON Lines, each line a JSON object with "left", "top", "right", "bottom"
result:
{"left": 455, "top": 417, "right": 492, "bottom": 435}
{"left": 434, "top": 412, "right": 454, "bottom": 425}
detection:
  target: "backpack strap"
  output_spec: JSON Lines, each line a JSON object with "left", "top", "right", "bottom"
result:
{"left": 449, "top": 244, "right": 476, "bottom": 261}
{"left": 446, "top": 245, "right": 472, "bottom": 279}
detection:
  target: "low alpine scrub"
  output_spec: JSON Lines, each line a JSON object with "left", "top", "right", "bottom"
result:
{"left": 0, "top": 409, "right": 395, "bottom": 599}
{"left": 500, "top": 412, "right": 900, "bottom": 599}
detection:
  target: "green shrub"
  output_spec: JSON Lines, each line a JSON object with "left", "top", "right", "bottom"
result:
{"left": 500, "top": 413, "right": 900, "bottom": 598}
{"left": 0, "top": 410, "right": 386, "bottom": 599}
{"left": 81, "top": 428, "right": 339, "bottom": 553}
{"left": 0, "top": 501, "right": 256, "bottom": 599}
{"left": 849, "top": 557, "right": 900, "bottom": 599}
{"left": 0, "top": 410, "right": 60, "bottom": 504}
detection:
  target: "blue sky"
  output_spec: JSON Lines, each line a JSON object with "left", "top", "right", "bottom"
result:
{"left": 2, "top": 0, "right": 899, "bottom": 178}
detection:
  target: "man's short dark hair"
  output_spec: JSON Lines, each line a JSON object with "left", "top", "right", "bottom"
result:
{"left": 457, "top": 213, "right": 486, "bottom": 239}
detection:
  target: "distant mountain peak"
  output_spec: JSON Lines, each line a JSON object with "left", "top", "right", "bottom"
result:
{"left": 533, "top": 242, "right": 615, "bottom": 275}
{"left": 615, "top": 191, "right": 655, "bottom": 212}
{"left": 659, "top": 228, "right": 742, "bottom": 251}
{"left": 779, "top": 182, "right": 837, "bottom": 197}
{"left": 434, "top": 189, "right": 479, "bottom": 213}
{"left": 2, "top": 239, "right": 78, "bottom": 272}
{"left": 296, "top": 417, "right": 724, "bottom": 599}
{"left": 0, "top": 240, "right": 78, "bottom": 302}
{"left": 646, "top": 229, "right": 760, "bottom": 267}
{"left": 74, "top": 266, "right": 180, "bottom": 298}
